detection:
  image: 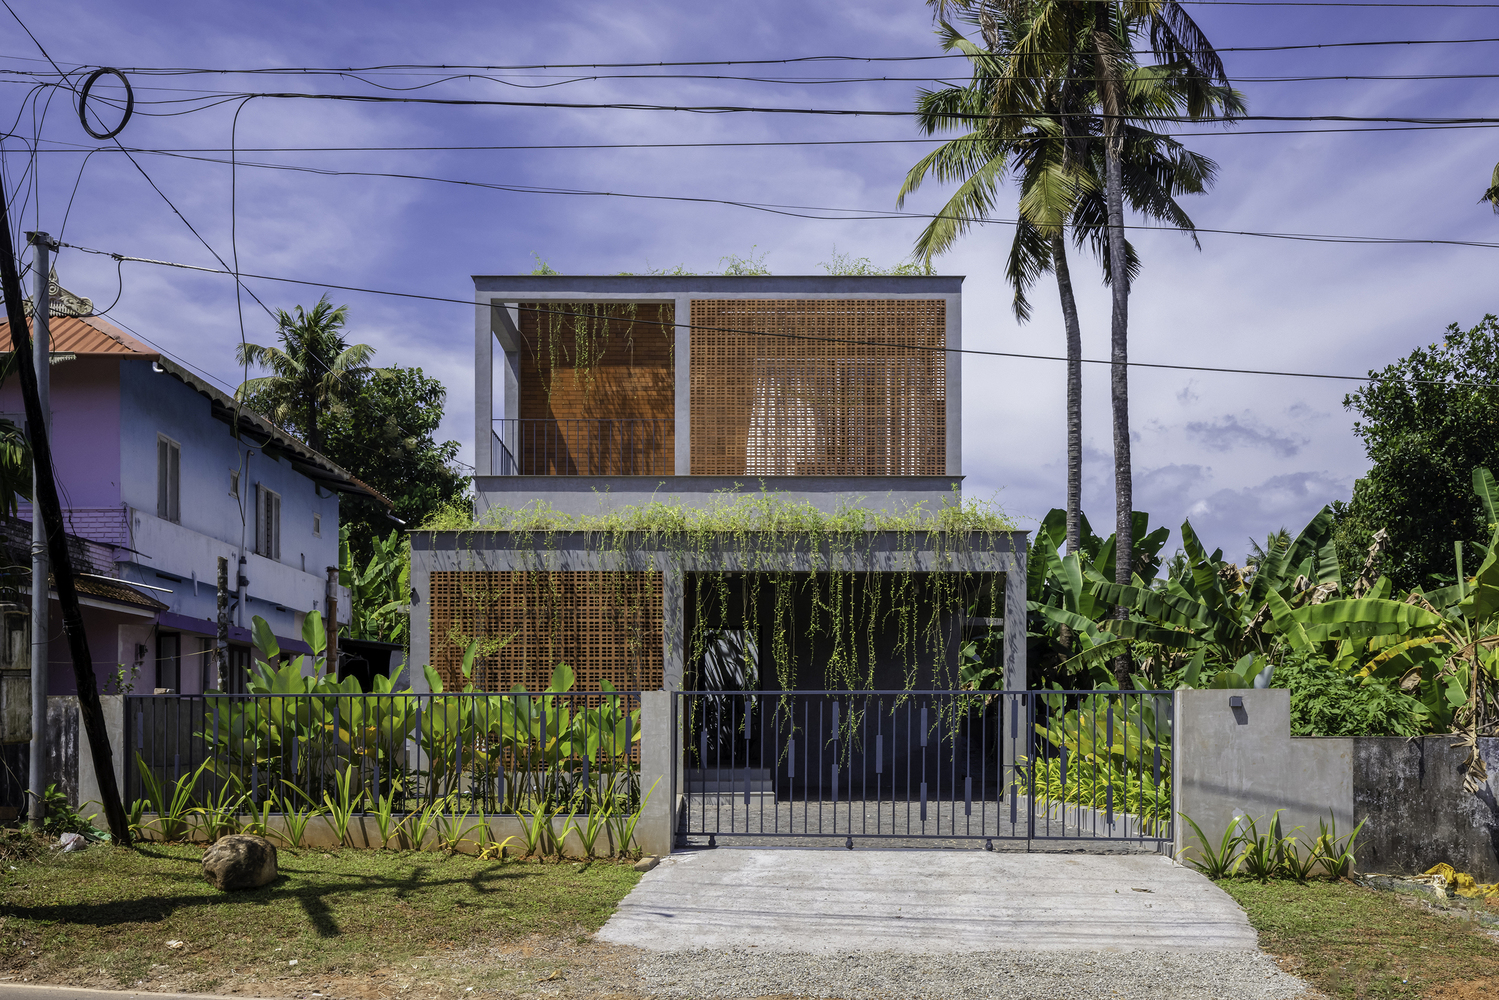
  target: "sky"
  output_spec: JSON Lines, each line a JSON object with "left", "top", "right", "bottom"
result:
{"left": 3, "top": 0, "right": 1497, "bottom": 563}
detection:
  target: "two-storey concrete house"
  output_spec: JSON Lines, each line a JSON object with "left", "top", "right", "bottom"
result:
{"left": 0, "top": 273, "right": 377, "bottom": 697}
{"left": 409, "top": 275, "right": 1026, "bottom": 699}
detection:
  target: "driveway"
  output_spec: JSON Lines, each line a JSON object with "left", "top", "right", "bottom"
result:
{"left": 600, "top": 849, "right": 1257, "bottom": 952}
{"left": 598, "top": 849, "right": 1311, "bottom": 1000}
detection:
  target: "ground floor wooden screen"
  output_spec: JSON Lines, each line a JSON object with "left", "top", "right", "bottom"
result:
{"left": 429, "top": 571, "right": 664, "bottom": 692}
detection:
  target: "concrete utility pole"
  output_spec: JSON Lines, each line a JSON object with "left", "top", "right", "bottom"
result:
{"left": 26, "top": 233, "right": 50, "bottom": 833}
{"left": 216, "top": 556, "right": 229, "bottom": 690}
{"left": 0, "top": 207, "right": 130, "bottom": 844}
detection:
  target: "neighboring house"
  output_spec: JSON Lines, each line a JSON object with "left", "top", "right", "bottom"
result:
{"left": 0, "top": 270, "right": 377, "bottom": 696}
{"left": 409, "top": 275, "right": 1027, "bottom": 697}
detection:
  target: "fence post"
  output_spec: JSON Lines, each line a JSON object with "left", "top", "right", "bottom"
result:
{"left": 636, "top": 690, "right": 672, "bottom": 857}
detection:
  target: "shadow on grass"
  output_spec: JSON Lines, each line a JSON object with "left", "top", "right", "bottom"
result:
{"left": 7, "top": 858, "right": 534, "bottom": 939}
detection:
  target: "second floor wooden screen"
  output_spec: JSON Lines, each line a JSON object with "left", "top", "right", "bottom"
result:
{"left": 690, "top": 298, "right": 947, "bottom": 476}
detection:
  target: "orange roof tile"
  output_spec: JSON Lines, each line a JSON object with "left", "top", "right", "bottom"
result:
{"left": 0, "top": 315, "right": 157, "bottom": 358}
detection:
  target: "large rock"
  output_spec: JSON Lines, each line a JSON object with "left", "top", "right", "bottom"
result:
{"left": 202, "top": 834, "right": 279, "bottom": 891}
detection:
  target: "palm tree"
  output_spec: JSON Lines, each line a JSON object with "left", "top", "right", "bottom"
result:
{"left": 989, "top": 0, "right": 1232, "bottom": 684}
{"left": 236, "top": 296, "right": 381, "bottom": 452}
{"left": 1483, "top": 162, "right": 1499, "bottom": 212}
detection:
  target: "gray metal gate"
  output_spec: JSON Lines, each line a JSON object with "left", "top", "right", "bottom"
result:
{"left": 673, "top": 689, "right": 1173, "bottom": 848}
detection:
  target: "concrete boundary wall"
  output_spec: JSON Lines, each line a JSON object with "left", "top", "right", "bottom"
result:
{"left": 1174, "top": 689, "right": 1499, "bottom": 881}
{"left": 1173, "top": 690, "right": 1353, "bottom": 862}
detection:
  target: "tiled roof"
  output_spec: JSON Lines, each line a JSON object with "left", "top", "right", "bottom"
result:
{"left": 0, "top": 314, "right": 157, "bottom": 358}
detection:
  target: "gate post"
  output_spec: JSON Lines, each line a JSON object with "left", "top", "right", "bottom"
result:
{"left": 636, "top": 690, "right": 673, "bottom": 857}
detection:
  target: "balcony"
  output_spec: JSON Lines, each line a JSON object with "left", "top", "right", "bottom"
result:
{"left": 491, "top": 418, "right": 674, "bottom": 476}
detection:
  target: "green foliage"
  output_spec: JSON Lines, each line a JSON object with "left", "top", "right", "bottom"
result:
{"left": 426, "top": 489, "right": 1015, "bottom": 692}
{"left": 320, "top": 365, "right": 469, "bottom": 567}
{"left": 36, "top": 785, "right": 104, "bottom": 839}
{"left": 0, "top": 414, "right": 31, "bottom": 518}
{"left": 819, "top": 246, "right": 932, "bottom": 276}
{"left": 1279, "top": 651, "right": 1425, "bottom": 737}
{"left": 719, "top": 246, "right": 769, "bottom": 275}
{"left": 1179, "top": 809, "right": 1363, "bottom": 883}
{"left": 342, "top": 526, "right": 411, "bottom": 644}
{"left": 1338, "top": 314, "right": 1499, "bottom": 591}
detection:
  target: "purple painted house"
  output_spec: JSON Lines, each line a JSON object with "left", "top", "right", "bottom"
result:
{"left": 0, "top": 274, "right": 379, "bottom": 696}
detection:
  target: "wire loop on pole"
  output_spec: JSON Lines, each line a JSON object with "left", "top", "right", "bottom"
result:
{"left": 78, "top": 67, "right": 134, "bottom": 140}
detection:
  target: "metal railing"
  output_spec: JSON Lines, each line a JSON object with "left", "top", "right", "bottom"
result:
{"left": 491, "top": 418, "right": 673, "bottom": 476}
{"left": 126, "top": 690, "right": 643, "bottom": 816}
{"left": 673, "top": 689, "right": 1173, "bottom": 847}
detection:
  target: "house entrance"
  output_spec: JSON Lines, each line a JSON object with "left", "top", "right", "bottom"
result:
{"left": 673, "top": 688, "right": 1174, "bottom": 849}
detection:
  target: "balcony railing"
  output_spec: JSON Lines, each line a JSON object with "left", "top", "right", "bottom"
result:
{"left": 492, "top": 418, "right": 674, "bottom": 476}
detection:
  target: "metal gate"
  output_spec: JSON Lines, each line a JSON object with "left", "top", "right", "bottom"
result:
{"left": 673, "top": 689, "right": 1173, "bottom": 848}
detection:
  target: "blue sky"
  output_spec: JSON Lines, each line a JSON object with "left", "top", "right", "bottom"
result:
{"left": 5, "top": 0, "right": 1497, "bottom": 562}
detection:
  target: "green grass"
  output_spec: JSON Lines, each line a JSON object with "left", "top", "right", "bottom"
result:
{"left": 1219, "top": 877, "right": 1499, "bottom": 999}
{"left": 0, "top": 838, "right": 639, "bottom": 993}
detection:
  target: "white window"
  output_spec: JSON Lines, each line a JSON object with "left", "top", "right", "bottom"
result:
{"left": 229, "top": 468, "right": 240, "bottom": 498}
{"left": 157, "top": 435, "right": 181, "bottom": 523}
{"left": 256, "top": 484, "right": 281, "bottom": 559}
{"left": 313, "top": 512, "right": 322, "bottom": 537}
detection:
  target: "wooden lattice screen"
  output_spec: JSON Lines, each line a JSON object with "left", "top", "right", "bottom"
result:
{"left": 689, "top": 299, "right": 947, "bottom": 475}
{"left": 429, "top": 571, "right": 664, "bottom": 692}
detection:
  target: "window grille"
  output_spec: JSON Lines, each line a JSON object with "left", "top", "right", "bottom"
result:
{"left": 690, "top": 298, "right": 946, "bottom": 476}
{"left": 256, "top": 485, "right": 281, "bottom": 560}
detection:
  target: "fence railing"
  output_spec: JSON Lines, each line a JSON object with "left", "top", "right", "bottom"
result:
{"left": 126, "top": 690, "right": 643, "bottom": 817}
{"left": 674, "top": 689, "right": 1173, "bottom": 846}
{"left": 491, "top": 418, "right": 673, "bottom": 476}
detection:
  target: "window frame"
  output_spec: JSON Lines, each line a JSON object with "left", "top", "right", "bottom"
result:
{"left": 229, "top": 468, "right": 240, "bottom": 499}
{"left": 256, "top": 483, "right": 282, "bottom": 560}
{"left": 157, "top": 434, "right": 181, "bottom": 523}
{"left": 313, "top": 511, "right": 322, "bottom": 538}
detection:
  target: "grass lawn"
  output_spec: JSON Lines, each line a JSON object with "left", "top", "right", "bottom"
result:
{"left": 0, "top": 833, "right": 641, "bottom": 998}
{"left": 1219, "top": 877, "right": 1499, "bottom": 1000}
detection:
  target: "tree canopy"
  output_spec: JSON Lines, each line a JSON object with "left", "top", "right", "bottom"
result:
{"left": 1336, "top": 314, "right": 1499, "bottom": 591}
{"left": 319, "top": 366, "right": 469, "bottom": 564}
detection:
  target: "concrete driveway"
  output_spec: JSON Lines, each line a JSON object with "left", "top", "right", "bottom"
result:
{"left": 598, "top": 849, "right": 1259, "bottom": 953}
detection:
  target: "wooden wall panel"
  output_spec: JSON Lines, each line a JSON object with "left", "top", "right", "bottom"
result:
{"left": 430, "top": 571, "right": 663, "bottom": 692}
{"left": 690, "top": 299, "right": 946, "bottom": 476}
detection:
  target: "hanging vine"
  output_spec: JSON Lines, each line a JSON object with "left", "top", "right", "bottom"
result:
{"left": 424, "top": 490, "right": 1013, "bottom": 695}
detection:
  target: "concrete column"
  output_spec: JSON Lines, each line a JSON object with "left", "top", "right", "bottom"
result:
{"left": 1002, "top": 550, "right": 1027, "bottom": 692}
{"left": 76, "top": 694, "right": 124, "bottom": 824}
{"left": 944, "top": 291, "right": 961, "bottom": 477}
{"left": 673, "top": 294, "right": 691, "bottom": 475}
{"left": 474, "top": 297, "right": 494, "bottom": 476}
{"left": 636, "top": 689, "right": 673, "bottom": 856}
{"left": 409, "top": 548, "right": 432, "bottom": 694}
{"left": 661, "top": 559, "right": 686, "bottom": 692}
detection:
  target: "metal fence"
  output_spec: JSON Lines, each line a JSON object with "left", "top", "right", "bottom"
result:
{"left": 673, "top": 689, "right": 1173, "bottom": 847}
{"left": 491, "top": 418, "right": 673, "bottom": 476}
{"left": 126, "top": 690, "right": 643, "bottom": 816}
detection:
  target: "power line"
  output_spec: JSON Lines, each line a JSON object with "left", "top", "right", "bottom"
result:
{"left": 51, "top": 240, "right": 1499, "bottom": 389}
{"left": 63, "top": 152, "right": 1499, "bottom": 251}
{"left": 19, "top": 115, "right": 1499, "bottom": 160}
{"left": 59, "top": 87, "right": 1499, "bottom": 127}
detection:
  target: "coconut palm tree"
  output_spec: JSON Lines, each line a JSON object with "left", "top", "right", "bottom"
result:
{"left": 1483, "top": 161, "right": 1499, "bottom": 212}
{"left": 236, "top": 296, "right": 381, "bottom": 452}
{"left": 996, "top": 0, "right": 1229, "bottom": 650}
{"left": 902, "top": 3, "right": 1238, "bottom": 592}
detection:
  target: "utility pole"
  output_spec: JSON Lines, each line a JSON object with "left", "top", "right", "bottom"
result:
{"left": 216, "top": 556, "right": 229, "bottom": 690}
{"left": 0, "top": 195, "right": 130, "bottom": 844}
{"left": 26, "top": 233, "right": 49, "bottom": 833}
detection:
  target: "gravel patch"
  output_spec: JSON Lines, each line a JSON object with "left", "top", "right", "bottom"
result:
{"left": 635, "top": 947, "right": 1312, "bottom": 1000}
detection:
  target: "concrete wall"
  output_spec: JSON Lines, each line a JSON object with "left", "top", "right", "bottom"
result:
{"left": 1174, "top": 689, "right": 1354, "bottom": 861}
{"left": 1353, "top": 736, "right": 1499, "bottom": 881}
{"left": 1173, "top": 690, "right": 1499, "bottom": 881}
